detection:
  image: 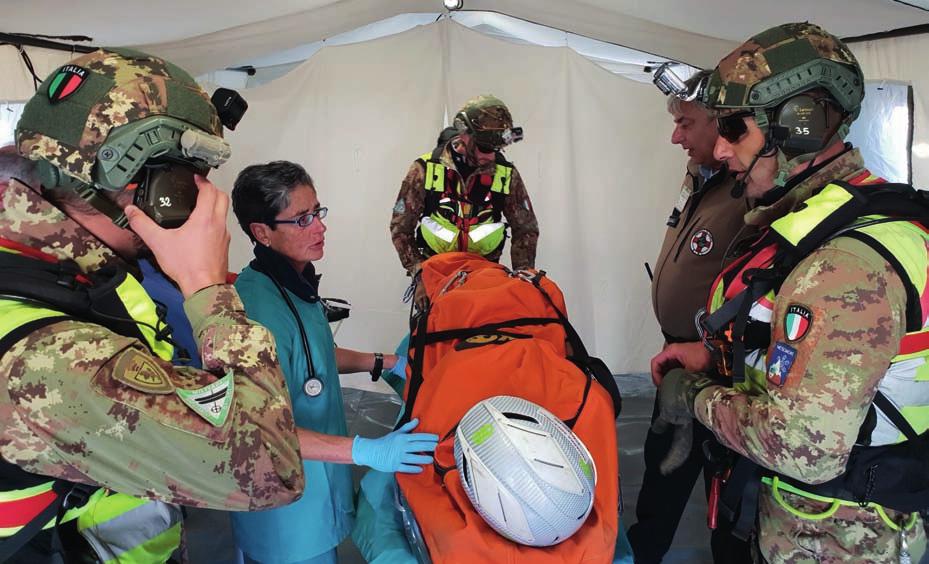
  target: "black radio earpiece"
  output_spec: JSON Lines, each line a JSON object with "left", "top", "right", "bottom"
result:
{"left": 768, "top": 94, "right": 831, "bottom": 156}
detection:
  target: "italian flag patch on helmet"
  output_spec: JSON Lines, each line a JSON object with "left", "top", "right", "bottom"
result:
{"left": 47, "top": 65, "right": 89, "bottom": 104}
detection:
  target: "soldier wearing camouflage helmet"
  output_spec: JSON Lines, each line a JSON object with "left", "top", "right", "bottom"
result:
{"left": 0, "top": 48, "right": 305, "bottom": 562}
{"left": 650, "top": 22, "right": 929, "bottom": 562}
{"left": 390, "top": 95, "right": 539, "bottom": 308}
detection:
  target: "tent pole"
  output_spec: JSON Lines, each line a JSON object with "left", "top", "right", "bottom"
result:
{"left": 0, "top": 33, "right": 96, "bottom": 54}
{"left": 843, "top": 24, "right": 929, "bottom": 44}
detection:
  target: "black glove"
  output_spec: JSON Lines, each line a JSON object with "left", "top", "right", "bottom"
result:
{"left": 651, "top": 368, "right": 716, "bottom": 475}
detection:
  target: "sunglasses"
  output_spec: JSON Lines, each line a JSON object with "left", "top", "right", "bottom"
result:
{"left": 716, "top": 111, "right": 755, "bottom": 143}
{"left": 474, "top": 141, "right": 499, "bottom": 153}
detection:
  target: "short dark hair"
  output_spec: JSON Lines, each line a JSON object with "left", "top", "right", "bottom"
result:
{"left": 231, "top": 160, "right": 314, "bottom": 242}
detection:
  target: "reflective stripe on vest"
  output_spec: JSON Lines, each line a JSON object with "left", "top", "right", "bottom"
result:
{"left": 491, "top": 164, "right": 512, "bottom": 195}
{"left": 0, "top": 248, "right": 173, "bottom": 362}
{"left": 419, "top": 215, "right": 506, "bottom": 257}
{"left": 422, "top": 153, "right": 445, "bottom": 193}
{"left": 114, "top": 274, "right": 175, "bottom": 361}
{"left": 851, "top": 216, "right": 929, "bottom": 444}
{"left": 0, "top": 482, "right": 104, "bottom": 537}
{"left": 707, "top": 181, "right": 929, "bottom": 445}
{"left": 419, "top": 157, "right": 513, "bottom": 195}
{"left": 0, "top": 244, "right": 179, "bottom": 560}
{"left": 417, "top": 157, "right": 513, "bottom": 257}
{"left": 77, "top": 492, "right": 183, "bottom": 564}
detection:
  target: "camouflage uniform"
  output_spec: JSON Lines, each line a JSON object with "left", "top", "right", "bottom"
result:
{"left": 390, "top": 144, "right": 538, "bottom": 273}
{"left": 693, "top": 149, "right": 926, "bottom": 563}
{"left": 391, "top": 96, "right": 538, "bottom": 274}
{"left": 1, "top": 48, "right": 304, "bottom": 519}
{"left": 0, "top": 176, "right": 305, "bottom": 510}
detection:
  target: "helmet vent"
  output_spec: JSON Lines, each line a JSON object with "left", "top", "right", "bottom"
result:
{"left": 497, "top": 492, "right": 508, "bottom": 523}
{"left": 501, "top": 412, "right": 538, "bottom": 424}
{"left": 461, "top": 454, "right": 471, "bottom": 486}
{"left": 533, "top": 458, "right": 565, "bottom": 469}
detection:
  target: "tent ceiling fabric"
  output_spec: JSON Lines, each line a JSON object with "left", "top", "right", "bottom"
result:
{"left": 4, "top": 1, "right": 929, "bottom": 75}
{"left": 133, "top": 0, "right": 735, "bottom": 74}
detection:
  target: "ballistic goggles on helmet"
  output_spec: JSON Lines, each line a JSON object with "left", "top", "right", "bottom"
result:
{"left": 472, "top": 126, "right": 524, "bottom": 153}
{"left": 652, "top": 62, "right": 707, "bottom": 102}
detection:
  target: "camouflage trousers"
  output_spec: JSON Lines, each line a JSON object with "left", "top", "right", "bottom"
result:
{"left": 754, "top": 484, "right": 926, "bottom": 563}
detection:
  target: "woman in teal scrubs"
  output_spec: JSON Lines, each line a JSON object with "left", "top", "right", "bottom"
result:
{"left": 229, "top": 161, "right": 437, "bottom": 564}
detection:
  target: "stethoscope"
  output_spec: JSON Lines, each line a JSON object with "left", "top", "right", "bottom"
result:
{"left": 267, "top": 272, "right": 324, "bottom": 397}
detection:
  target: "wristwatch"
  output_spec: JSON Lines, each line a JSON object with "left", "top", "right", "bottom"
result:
{"left": 370, "top": 352, "right": 384, "bottom": 382}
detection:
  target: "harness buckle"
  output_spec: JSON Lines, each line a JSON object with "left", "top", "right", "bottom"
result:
{"left": 61, "top": 483, "right": 97, "bottom": 510}
{"left": 511, "top": 269, "right": 545, "bottom": 286}
{"left": 696, "top": 308, "right": 733, "bottom": 378}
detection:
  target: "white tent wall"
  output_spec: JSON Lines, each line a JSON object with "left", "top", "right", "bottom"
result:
{"left": 0, "top": 45, "right": 74, "bottom": 103}
{"left": 211, "top": 22, "right": 447, "bottom": 363}
{"left": 214, "top": 19, "right": 679, "bottom": 373}
{"left": 852, "top": 33, "right": 929, "bottom": 188}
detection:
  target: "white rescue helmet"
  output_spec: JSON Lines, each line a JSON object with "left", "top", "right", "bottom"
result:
{"left": 454, "top": 395, "right": 597, "bottom": 546}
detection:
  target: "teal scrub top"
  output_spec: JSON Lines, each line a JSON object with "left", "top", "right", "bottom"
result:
{"left": 231, "top": 266, "right": 355, "bottom": 563}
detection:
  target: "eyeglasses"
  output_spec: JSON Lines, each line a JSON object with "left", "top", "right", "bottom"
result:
{"left": 267, "top": 207, "right": 328, "bottom": 228}
{"left": 716, "top": 111, "right": 755, "bottom": 143}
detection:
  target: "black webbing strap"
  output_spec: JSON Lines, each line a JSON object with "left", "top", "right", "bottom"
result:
{"left": 718, "top": 457, "right": 764, "bottom": 541}
{"left": 873, "top": 390, "right": 919, "bottom": 441}
{"left": 525, "top": 274, "right": 622, "bottom": 417}
{"left": 396, "top": 309, "right": 430, "bottom": 428}
{"left": 0, "top": 480, "right": 98, "bottom": 563}
{"left": 421, "top": 317, "right": 561, "bottom": 345}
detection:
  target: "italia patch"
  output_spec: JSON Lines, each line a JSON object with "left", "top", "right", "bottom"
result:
{"left": 690, "top": 228, "right": 714, "bottom": 256}
{"left": 47, "top": 65, "right": 89, "bottom": 104}
{"left": 176, "top": 371, "right": 234, "bottom": 427}
{"left": 112, "top": 349, "right": 175, "bottom": 394}
{"left": 767, "top": 342, "right": 797, "bottom": 387}
{"left": 784, "top": 304, "right": 813, "bottom": 342}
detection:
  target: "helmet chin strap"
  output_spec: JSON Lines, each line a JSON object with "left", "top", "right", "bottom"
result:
{"left": 737, "top": 109, "right": 851, "bottom": 195}
{"left": 75, "top": 183, "right": 130, "bottom": 228}
{"left": 730, "top": 151, "right": 761, "bottom": 198}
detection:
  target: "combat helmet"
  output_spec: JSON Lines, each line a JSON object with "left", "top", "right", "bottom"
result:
{"left": 16, "top": 47, "right": 231, "bottom": 228}
{"left": 698, "top": 22, "right": 865, "bottom": 187}
{"left": 453, "top": 95, "right": 523, "bottom": 152}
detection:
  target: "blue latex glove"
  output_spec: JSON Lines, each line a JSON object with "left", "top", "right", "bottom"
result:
{"left": 352, "top": 418, "right": 438, "bottom": 474}
{"left": 390, "top": 355, "right": 408, "bottom": 379}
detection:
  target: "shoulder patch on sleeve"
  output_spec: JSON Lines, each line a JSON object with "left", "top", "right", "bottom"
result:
{"left": 784, "top": 304, "right": 813, "bottom": 342}
{"left": 112, "top": 348, "right": 175, "bottom": 394}
{"left": 767, "top": 342, "right": 797, "bottom": 387}
{"left": 176, "top": 371, "right": 234, "bottom": 427}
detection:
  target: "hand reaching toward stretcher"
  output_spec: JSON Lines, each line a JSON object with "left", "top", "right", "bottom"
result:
{"left": 352, "top": 419, "right": 438, "bottom": 473}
